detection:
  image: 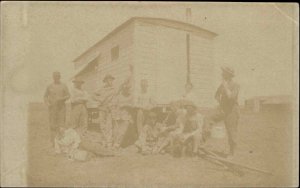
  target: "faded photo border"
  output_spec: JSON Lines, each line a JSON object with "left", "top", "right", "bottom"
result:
{"left": 0, "top": 1, "right": 299, "bottom": 187}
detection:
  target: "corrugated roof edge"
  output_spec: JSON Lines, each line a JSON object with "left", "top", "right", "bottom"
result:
{"left": 73, "top": 17, "right": 218, "bottom": 63}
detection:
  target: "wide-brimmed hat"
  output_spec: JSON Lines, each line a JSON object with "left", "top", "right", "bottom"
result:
{"left": 221, "top": 66, "right": 235, "bottom": 76}
{"left": 72, "top": 77, "right": 84, "bottom": 84}
{"left": 103, "top": 74, "right": 115, "bottom": 82}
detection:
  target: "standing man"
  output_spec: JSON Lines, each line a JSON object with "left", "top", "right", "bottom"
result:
{"left": 214, "top": 66, "right": 240, "bottom": 157}
{"left": 44, "top": 71, "right": 70, "bottom": 147}
{"left": 94, "top": 74, "right": 117, "bottom": 148}
{"left": 136, "top": 79, "right": 155, "bottom": 136}
{"left": 70, "top": 77, "right": 89, "bottom": 136}
{"left": 112, "top": 65, "right": 134, "bottom": 150}
{"left": 182, "top": 82, "right": 198, "bottom": 105}
{"left": 113, "top": 84, "right": 133, "bottom": 150}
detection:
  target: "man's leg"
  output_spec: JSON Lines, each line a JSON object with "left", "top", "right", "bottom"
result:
{"left": 136, "top": 109, "right": 144, "bottom": 136}
{"left": 155, "top": 137, "right": 170, "bottom": 153}
{"left": 70, "top": 105, "right": 80, "bottom": 129}
{"left": 172, "top": 134, "right": 184, "bottom": 157}
{"left": 50, "top": 106, "right": 60, "bottom": 150}
{"left": 99, "top": 110, "right": 107, "bottom": 143}
{"left": 112, "top": 120, "right": 119, "bottom": 148}
{"left": 113, "top": 120, "right": 130, "bottom": 149}
{"left": 224, "top": 109, "right": 239, "bottom": 156}
{"left": 104, "top": 113, "right": 113, "bottom": 147}
{"left": 57, "top": 104, "right": 66, "bottom": 128}
{"left": 192, "top": 132, "right": 202, "bottom": 154}
{"left": 168, "top": 131, "right": 178, "bottom": 152}
{"left": 78, "top": 105, "right": 88, "bottom": 134}
{"left": 50, "top": 128, "right": 58, "bottom": 148}
{"left": 48, "top": 106, "right": 57, "bottom": 147}
{"left": 49, "top": 105, "right": 65, "bottom": 150}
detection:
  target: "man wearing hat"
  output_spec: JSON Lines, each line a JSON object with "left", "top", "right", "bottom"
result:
{"left": 172, "top": 101, "right": 204, "bottom": 157}
{"left": 70, "top": 77, "right": 89, "bottom": 135}
{"left": 136, "top": 79, "right": 155, "bottom": 136}
{"left": 210, "top": 66, "right": 240, "bottom": 157}
{"left": 93, "top": 74, "right": 117, "bottom": 148}
{"left": 181, "top": 82, "right": 199, "bottom": 106}
{"left": 135, "top": 111, "right": 162, "bottom": 155}
{"left": 112, "top": 78, "right": 134, "bottom": 150}
{"left": 44, "top": 71, "right": 70, "bottom": 148}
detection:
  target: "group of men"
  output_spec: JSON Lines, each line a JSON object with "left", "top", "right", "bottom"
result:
{"left": 44, "top": 65, "right": 239, "bottom": 159}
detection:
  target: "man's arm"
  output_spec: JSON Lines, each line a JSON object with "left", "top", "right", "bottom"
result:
{"left": 215, "top": 85, "right": 223, "bottom": 103}
{"left": 147, "top": 95, "right": 156, "bottom": 110}
{"left": 223, "top": 82, "right": 239, "bottom": 100}
{"left": 64, "top": 85, "right": 71, "bottom": 101}
{"left": 93, "top": 90, "right": 101, "bottom": 101}
{"left": 57, "top": 84, "right": 70, "bottom": 103}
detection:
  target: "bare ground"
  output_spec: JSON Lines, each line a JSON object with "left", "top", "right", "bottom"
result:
{"left": 27, "top": 105, "right": 295, "bottom": 187}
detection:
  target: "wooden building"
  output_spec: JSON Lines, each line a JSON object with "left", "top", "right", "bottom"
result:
{"left": 245, "top": 95, "right": 293, "bottom": 113}
{"left": 72, "top": 17, "right": 217, "bottom": 107}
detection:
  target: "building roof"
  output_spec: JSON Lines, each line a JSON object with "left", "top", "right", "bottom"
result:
{"left": 73, "top": 57, "right": 98, "bottom": 78}
{"left": 73, "top": 17, "right": 218, "bottom": 63}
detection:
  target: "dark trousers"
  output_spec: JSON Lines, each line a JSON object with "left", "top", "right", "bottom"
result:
{"left": 204, "top": 106, "right": 239, "bottom": 154}
{"left": 48, "top": 104, "right": 66, "bottom": 145}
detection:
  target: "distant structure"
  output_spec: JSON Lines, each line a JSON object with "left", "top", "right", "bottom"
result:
{"left": 72, "top": 17, "right": 217, "bottom": 107}
{"left": 245, "top": 95, "right": 292, "bottom": 113}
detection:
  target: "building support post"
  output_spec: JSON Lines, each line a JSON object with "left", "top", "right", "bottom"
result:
{"left": 186, "top": 8, "right": 192, "bottom": 85}
{"left": 186, "top": 33, "right": 191, "bottom": 84}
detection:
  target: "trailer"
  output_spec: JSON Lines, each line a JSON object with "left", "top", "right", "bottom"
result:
{"left": 72, "top": 17, "right": 217, "bottom": 109}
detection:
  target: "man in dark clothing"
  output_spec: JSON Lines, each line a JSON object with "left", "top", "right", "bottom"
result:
{"left": 172, "top": 102, "right": 203, "bottom": 157}
{"left": 206, "top": 66, "right": 240, "bottom": 157}
{"left": 44, "top": 71, "right": 70, "bottom": 147}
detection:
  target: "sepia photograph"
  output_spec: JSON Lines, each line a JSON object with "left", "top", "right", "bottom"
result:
{"left": 1, "top": 2, "right": 299, "bottom": 187}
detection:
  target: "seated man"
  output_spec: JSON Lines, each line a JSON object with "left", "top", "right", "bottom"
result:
{"left": 172, "top": 101, "right": 204, "bottom": 157}
{"left": 54, "top": 127, "right": 90, "bottom": 161}
{"left": 135, "top": 111, "right": 162, "bottom": 155}
{"left": 151, "top": 101, "right": 186, "bottom": 154}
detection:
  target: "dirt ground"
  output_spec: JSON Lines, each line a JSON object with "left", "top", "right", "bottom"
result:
{"left": 27, "top": 104, "right": 295, "bottom": 187}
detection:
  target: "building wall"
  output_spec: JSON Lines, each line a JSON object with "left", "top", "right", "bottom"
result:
{"left": 77, "top": 68, "right": 98, "bottom": 94}
{"left": 76, "top": 23, "right": 135, "bottom": 95}
{"left": 96, "top": 24, "right": 135, "bottom": 90}
{"left": 133, "top": 21, "right": 215, "bottom": 107}
{"left": 74, "top": 21, "right": 215, "bottom": 107}
{"left": 190, "top": 34, "right": 215, "bottom": 107}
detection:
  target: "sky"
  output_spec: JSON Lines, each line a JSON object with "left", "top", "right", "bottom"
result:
{"left": 2, "top": 2, "right": 298, "bottom": 104}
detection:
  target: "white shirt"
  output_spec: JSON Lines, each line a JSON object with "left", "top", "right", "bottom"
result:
{"left": 71, "top": 87, "right": 89, "bottom": 104}
{"left": 54, "top": 128, "right": 81, "bottom": 154}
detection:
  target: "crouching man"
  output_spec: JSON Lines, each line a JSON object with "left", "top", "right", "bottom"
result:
{"left": 172, "top": 102, "right": 204, "bottom": 157}
{"left": 150, "top": 101, "right": 186, "bottom": 154}
{"left": 135, "top": 111, "right": 162, "bottom": 155}
{"left": 54, "top": 127, "right": 91, "bottom": 161}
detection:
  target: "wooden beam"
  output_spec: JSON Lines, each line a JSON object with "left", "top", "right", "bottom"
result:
{"left": 199, "top": 147, "right": 272, "bottom": 175}
{"left": 186, "top": 33, "right": 191, "bottom": 84}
